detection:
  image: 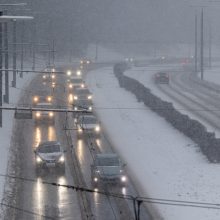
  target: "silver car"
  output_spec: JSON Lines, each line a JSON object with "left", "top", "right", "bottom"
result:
{"left": 75, "top": 114, "right": 100, "bottom": 138}
{"left": 34, "top": 141, "right": 65, "bottom": 174}
{"left": 91, "top": 153, "right": 127, "bottom": 187}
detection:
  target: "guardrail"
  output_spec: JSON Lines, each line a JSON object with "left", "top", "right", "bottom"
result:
{"left": 113, "top": 62, "right": 220, "bottom": 163}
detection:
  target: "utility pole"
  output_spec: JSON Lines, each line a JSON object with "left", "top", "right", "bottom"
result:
{"left": 52, "top": 39, "right": 55, "bottom": 66}
{"left": 12, "top": 19, "right": 17, "bottom": 87}
{"left": 200, "top": 8, "right": 204, "bottom": 80}
{"left": 0, "top": 20, "right": 2, "bottom": 127}
{"left": 3, "top": 11, "right": 9, "bottom": 103}
{"left": 32, "top": 21, "right": 36, "bottom": 71}
{"left": 194, "top": 13, "right": 198, "bottom": 73}
{"left": 20, "top": 21, "right": 24, "bottom": 77}
{"left": 95, "top": 42, "right": 98, "bottom": 61}
{"left": 208, "top": 21, "right": 212, "bottom": 69}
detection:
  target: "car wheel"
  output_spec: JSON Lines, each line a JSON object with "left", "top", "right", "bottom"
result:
{"left": 77, "top": 132, "right": 82, "bottom": 139}
{"left": 35, "top": 166, "right": 41, "bottom": 176}
{"left": 59, "top": 165, "right": 65, "bottom": 174}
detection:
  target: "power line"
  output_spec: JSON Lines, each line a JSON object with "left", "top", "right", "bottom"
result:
{"left": 0, "top": 202, "right": 55, "bottom": 219}
{"left": 1, "top": 173, "right": 220, "bottom": 210}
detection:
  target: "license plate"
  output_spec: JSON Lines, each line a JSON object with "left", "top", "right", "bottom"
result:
{"left": 47, "top": 163, "right": 55, "bottom": 167}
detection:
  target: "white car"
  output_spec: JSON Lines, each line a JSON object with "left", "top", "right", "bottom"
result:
{"left": 34, "top": 141, "right": 65, "bottom": 174}
{"left": 75, "top": 114, "right": 100, "bottom": 138}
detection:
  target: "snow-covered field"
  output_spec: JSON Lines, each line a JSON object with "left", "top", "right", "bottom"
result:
{"left": 86, "top": 66, "right": 220, "bottom": 220}
{"left": 203, "top": 64, "right": 220, "bottom": 85}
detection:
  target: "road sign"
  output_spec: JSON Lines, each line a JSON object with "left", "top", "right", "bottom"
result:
{"left": 14, "top": 109, "right": 32, "bottom": 119}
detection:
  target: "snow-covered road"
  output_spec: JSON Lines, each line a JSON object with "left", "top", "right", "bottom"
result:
{"left": 86, "top": 66, "right": 220, "bottom": 220}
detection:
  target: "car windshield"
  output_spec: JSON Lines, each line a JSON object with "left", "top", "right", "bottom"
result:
{"left": 96, "top": 157, "right": 120, "bottom": 166}
{"left": 75, "top": 89, "right": 90, "bottom": 95}
{"left": 81, "top": 117, "right": 97, "bottom": 124}
{"left": 36, "top": 104, "right": 52, "bottom": 109}
{"left": 75, "top": 99, "right": 92, "bottom": 105}
{"left": 38, "top": 144, "right": 60, "bottom": 153}
{"left": 158, "top": 72, "right": 167, "bottom": 76}
{"left": 70, "top": 78, "right": 82, "bottom": 84}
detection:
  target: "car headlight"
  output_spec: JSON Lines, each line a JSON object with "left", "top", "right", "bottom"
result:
{"left": 76, "top": 70, "right": 81, "bottom": 76}
{"left": 59, "top": 155, "right": 65, "bottom": 163}
{"left": 36, "top": 112, "right": 41, "bottom": 117}
{"left": 67, "top": 70, "right": 72, "bottom": 76}
{"left": 121, "top": 176, "right": 127, "bottom": 182}
{"left": 36, "top": 156, "right": 42, "bottom": 163}
{"left": 69, "top": 84, "right": 73, "bottom": 89}
{"left": 81, "top": 84, "right": 85, "bottom": 88}
{"left": 49, "top": 112, "right": 54, "bottom": 117}
{"left": 94, "top": 177, "right": 98, "bottom": 182}
{"left": 47, "top": 96, "right": 52, "bottom": 102}
{"left": 88, "top": 95, "right": 92, "bottom": 100}
{"left": 78, "top": 128, "right": 82, "bottom": 132}
{"left": 43, "top": 75, "right": 46, "bottom": 79}
{"left": 95, "top": 125, "right": 100, "bottom": 132}
{"left": 51, "top": 74, "right": 55, "bottom": 79}
{"left": 33, "top": 96, "right": 39, "bottom": 102}
{"left": 88, "top": 106, "right": 92, "bottom": 111}
{"left": 74, "top": 107, "right": 78, "bottom": 111}
{"left": 74, "top": 96, "right": 78, "bottom": 100}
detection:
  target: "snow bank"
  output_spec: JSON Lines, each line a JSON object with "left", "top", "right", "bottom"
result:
{"left": 0, "top": 57, "right": 45, "bottom": 215}
{"left": 86, "top": 66, "right": 220, "bottom": 220}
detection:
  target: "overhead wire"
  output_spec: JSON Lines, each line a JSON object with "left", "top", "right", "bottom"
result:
{"left": 1, "top": 173, "right": 220, "bottom": 210}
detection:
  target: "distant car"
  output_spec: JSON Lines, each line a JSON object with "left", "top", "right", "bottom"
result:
{"left": 75, "top": 114, "right": 100, "bottom": 138}
{"left": 42, "top": 73, "right": 56, "bottom": 84}
{"left": 34, "top": 102, "right": 55, "bottom": 124}
{"left": 80, "top": 59, "right": 92, "bottom": 65}
{"left": 73, "top": 99, "right": 93, "bottom": 112}
{"left": 42, "top": 67, "right": 56, "bottom": 84}
{"left": 91, "top": 153, "right": 127, "bottom": 187}
{"left": 67, "top": 77, "right": 85, "bottom": 92}
{"left": 32, "top": 95, "right": 53, "bottom": 106}
{"left": 155, "top": 72, "right": 169, "bottom": 84}
{"left": 34, "top": 141, "right": 65, "bottom": 174}
{"left": 73, "top": 87, "right": 92, "bottom": 101}
{"left": 66, "top": 69, "right": 82, "bottom": 77}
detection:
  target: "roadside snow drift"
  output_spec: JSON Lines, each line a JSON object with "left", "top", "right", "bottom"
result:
{"left": 86, "top": 67, "right": 220, "bottom": 220}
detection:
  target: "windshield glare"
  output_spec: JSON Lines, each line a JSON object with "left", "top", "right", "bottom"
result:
{"left": 96, "top": 157, "right": 120, "bottom": 166}
{"left": 82, "top": 117, "right": 97, "bottom": 124}
{"left": 38, "top": 145, "right": 61, "bottom": 153}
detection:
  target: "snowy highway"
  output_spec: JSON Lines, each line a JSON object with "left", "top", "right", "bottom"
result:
{"left": 6, "top": 68, "right": 151, "bottom": 220}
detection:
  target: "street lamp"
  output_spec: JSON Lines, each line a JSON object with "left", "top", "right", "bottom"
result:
{"left": 0, "top": 14, "right": 33, "bottom": 127}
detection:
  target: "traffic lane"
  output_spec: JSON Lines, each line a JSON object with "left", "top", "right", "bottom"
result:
{"left": 82, "top": 124, "right": 151, "bottom": 220}
{"left": 55, "top": 108, "right": 119, "bottom": 220}
{"left": 14, "top": 75, "right": 81, "bottom": 220}
{"left": 74, "top": 135, "right": 123, "bottom": 220}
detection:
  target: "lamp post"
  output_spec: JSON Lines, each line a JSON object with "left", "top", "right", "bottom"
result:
{"left": 0, "top": 14, "right": 33, "bottom": 127}
{"left": 200, "top": 8, "right": 204, "bottom": 80}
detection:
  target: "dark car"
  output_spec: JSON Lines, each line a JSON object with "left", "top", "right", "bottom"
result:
{"left": 155, "top": 72, "right": 169, "bottom": 84}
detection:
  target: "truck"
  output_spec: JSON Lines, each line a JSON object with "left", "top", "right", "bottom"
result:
{"left": 91, "top": 153, "right": 127, "bottom": 187}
